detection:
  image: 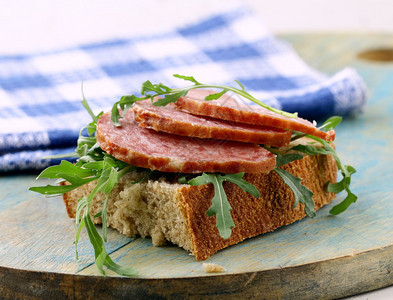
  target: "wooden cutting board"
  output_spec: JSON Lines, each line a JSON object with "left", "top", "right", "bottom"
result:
{"left": 1, "top": 34, "right": 393, "bottom": 299}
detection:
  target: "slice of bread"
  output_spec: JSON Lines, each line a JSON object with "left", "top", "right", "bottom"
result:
{"left": 63, "top": 153, "right": 337, "bottom": 260}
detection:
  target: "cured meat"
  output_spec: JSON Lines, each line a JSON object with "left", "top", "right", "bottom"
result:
{"left": 97, "top": 110, "right": 276, "bottom": 174}
{"left": 133, "top": 100, "right": 292, "bottom": 147}
{"left": 175, "top": 90, "right": 335, "bottom": 141}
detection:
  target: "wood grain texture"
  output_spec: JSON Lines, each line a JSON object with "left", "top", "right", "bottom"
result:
{"left": 1, "top": 34, "right": 393, "bottom": 299}
{"left": 1, "top": 244, "right": 393, "bottom": 299}
{"left": 0, "top": 177, "right": 133, "bottom": 274}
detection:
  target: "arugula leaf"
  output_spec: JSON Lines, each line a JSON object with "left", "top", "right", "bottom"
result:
{"left": 29, "top": 161, "right": 97, "bottom": 195}
{"left": 275, "top": 153, "right": 316, "bottom": 218}
{"left": 327, "top": 165, "right": 356, "bottom": 193}
{"left": 173, "top": 74, "right": 202, "bottom": 85}
{"left": 36, "top": 160, "right": 94, "bottom": 179}
{"left": 291, "top": 136, "right": 357, "bottom": 215}
{"left": 274, "top": 168, "right": 316, "bottom": 218}
{"left": 329, "top": 192, "right": 358, "bottom": 215}
{"left": 319, "top": 116, "right": 342, "bottom": 132}
{"left": 140, "top": 80, "right": 163, "bottom": 94}
{"left": 189, "top": 173, "right": 235, "bottom": 239}
{"left": 110, "top": 74, "right": 298, "bottom": 126}
{"left": 91, "top": 160, "right": 119, "bottom": 196}
{"left": 153, "top": 90, "right": 188, "bottom": 106}
{"left": 178, "top": 175, "right": 188, "bottom": 184}
{"left": 71, "top": 158, "right": 135, "bottom": 258}
{"left": 84, "top": 213, "right": 137, "bottom": 276}
{"left": 204, "top": 89, "right": 229, "bottom": 101}
{"left": 221, "top": 173, "right": 260, "bottom": 198}
{"left": 111, "top": 95, "right": 141, "bottom": 126}
{"left": 30, "top": 97, "right": 139, "bottom": 277}
{"left": 327, "top": 165, "right": 357, "bottom": 215}
{"left": 188, "top": 173, "right": 211, "bottom": 186}
{"left": 290, "top": 117, "right": 341, "bottom": 142}
{"left": 188, "top": 172, "right": 260, "bottom": 239}
{"left": 276, "top": 153, "right": 304, "bottom": 167}
{"left": 83, "top": 161, "right": 104, "bottom": 170}
{"left": 29, "top": 181, "right": 94, "bottom": 196}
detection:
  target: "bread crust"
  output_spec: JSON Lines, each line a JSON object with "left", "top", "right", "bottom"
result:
{"left": 62, "top": 154, "right": 337, "bottom": 260}
{"left": 180, "top": 154, "right": 337, "bottom": 260}
{"left": 61, "top": 182, "right": 76, "bottom": 218}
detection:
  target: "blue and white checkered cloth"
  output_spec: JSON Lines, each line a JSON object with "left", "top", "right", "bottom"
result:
{"left": 0, "top": 6, "right": 367, "bottom": 173}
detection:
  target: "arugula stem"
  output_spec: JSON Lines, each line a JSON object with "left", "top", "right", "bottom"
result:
{"left": 154, "top": 84, "right": 297, "bottom": 118}
{"left": 290, "top": 132, "right": 308, "bottom": 142}
{"left": 112, "top": 75, "right": 299, "bottom": 126}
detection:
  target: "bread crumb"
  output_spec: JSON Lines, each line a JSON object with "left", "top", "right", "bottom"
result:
{"left": 151, "top": 225, "right": 165, "bottom": 246}
{"left": 202, "top": 263, "right": 226, "bottom": 273}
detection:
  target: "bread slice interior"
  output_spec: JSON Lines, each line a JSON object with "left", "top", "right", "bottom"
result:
{"left": 63, "top": 151, "right": 337, "bottom": 260}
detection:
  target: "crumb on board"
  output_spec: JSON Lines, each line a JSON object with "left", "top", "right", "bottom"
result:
{"left": 202, "top": 262, "right": 226, "bottom": 273}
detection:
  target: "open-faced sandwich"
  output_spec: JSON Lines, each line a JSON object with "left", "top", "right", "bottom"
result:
{"left": 31, "top": 74, "right": 357, "bottom": 276}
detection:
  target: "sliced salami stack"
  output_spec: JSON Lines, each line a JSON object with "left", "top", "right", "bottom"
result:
{"left": 97, "top": 90, "right": 334, "bottom": 174}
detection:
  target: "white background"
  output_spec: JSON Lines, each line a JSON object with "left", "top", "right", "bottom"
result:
{"left": 0, "top": 0, "right": 392, "bottom": 54}
{"left": 1, "top": 0, "right": 392, "bottom": 298}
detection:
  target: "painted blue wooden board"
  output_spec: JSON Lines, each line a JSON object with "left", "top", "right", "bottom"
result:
{"left": 0, "top": 176, "right": 133, "bottom": 273}
{"left": 1, "top": 34, "right": 393, "bottom": 298}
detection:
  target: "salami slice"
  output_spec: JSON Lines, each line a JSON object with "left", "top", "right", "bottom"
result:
{"left": 97, "top": 110, "right": 276, "bottom": 174}
{"left": 175, "top": 90, "right": 335, "bottom": 141}
{"left": 133, "top": 100, "right": 292, "bottom": 147}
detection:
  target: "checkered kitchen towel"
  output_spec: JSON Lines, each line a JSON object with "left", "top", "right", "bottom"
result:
{"left": 0, "top": 6, "right": 367, "bottom": 173}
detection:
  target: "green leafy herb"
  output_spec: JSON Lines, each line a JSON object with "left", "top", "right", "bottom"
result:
{"left": 84, "top": 213, "right": 137, "bottom": 276}
{"left": 29, "top": 160, "right": 95, "bottom": 195}
{"left": 177, "top": 175, "right": 188, "bottom": 184}
{"left": 272, "top": 153, "right": 316, "bottom": 217}
{"left": 204, "top": 89, "right": 229, "bottom": 100}
{"left": 319, "top": 116, "right": 342, "bottom": 132}
{"left": 188, "top": 172, "right": 260, "bottom": 239}
{"left": 173, "top": 74, "right": 201, "bottom": 85}
{"left": 111, "top": 95, "right": 141, "bottom": 126}
{"left": 222, "top": 172, "right": 260, "bottom": 198}
{"left": 274, "top": 168, "right": 316, "bottom": 218}
{"left": 291, "top": 136, "right": 357, "bottom": 215}
{"left": 153, "top": 90, "right": 188, "bottom": 106}
{"left": 290, "top": 116, "right": 343, "bottom": 142}
{"left": 30, "top": 97, "right": 138, "bottom": 276}
{"left": 273, "top": 119, "right": 357, "bottom": 218}
{"left": 275, "top": 153, "right": 304, "bottom": 167}
{"left": 111, "top": 74, "right": 297, "bottom": 126}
